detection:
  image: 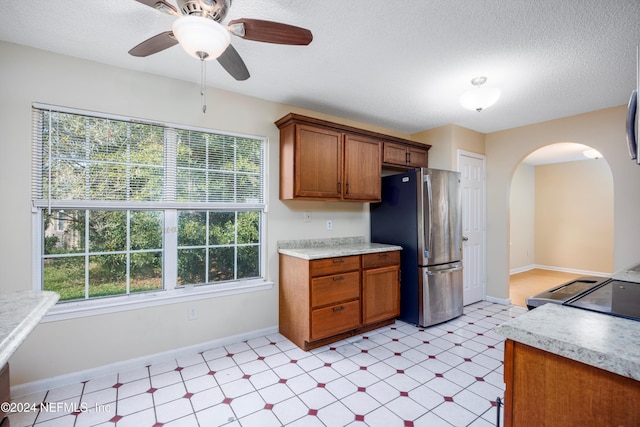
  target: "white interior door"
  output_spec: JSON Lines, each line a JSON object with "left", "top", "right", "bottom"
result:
{"left": 458, "top": 150, "right": 486, "bottom": 305}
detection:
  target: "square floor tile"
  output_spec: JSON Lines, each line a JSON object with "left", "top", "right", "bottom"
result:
{"left": 21, "top": 302, "right": 524, "bottom": 427}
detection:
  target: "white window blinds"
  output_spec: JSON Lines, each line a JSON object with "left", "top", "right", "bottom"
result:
{"left": 31, "top": 105, "right": 265, "bottom": 210}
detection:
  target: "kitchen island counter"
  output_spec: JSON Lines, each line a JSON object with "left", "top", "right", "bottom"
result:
{"left": 495, "top": 302, "right": 640, "bottom": 426}
{"left": 0, "top": 290, "right": 59, "bottom": 367}
{"left": 494, "top": 302, "right": 640, "bottom": 381}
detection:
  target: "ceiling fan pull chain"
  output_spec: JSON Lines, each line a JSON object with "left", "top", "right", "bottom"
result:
{"left": 200, "top": 55, "right": 207, "bottom": 113}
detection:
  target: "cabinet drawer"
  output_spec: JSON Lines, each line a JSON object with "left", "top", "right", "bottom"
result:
{"left": 310, "top": 255, "right": 360, "bottom": 276}
{"left": 362, "top": 251, "right": 400, "bottom": 269}
{"left": 311, "top": 271, "right": 360, "bottom": 307}
{"left": 311, "top": 300, "right": 361, "bottom": 340}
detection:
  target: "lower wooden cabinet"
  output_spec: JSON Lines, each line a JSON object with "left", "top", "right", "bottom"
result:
{"left": 362, "top": 252, "right": 400, "bottom": 325}
{"left": 279, "top": 251, "right": 400, "bottom": 350}
{"left": 503, "top": 339, "right": 640, "bottom": 426}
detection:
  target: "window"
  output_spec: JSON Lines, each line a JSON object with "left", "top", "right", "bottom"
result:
{"left": 32, "top": 105, "right": 266, "bottom": 306}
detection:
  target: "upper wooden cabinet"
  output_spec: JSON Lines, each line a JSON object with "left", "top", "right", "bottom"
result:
{"left": 343, "top": 134, "right": 381, "bottom": 201}
{"left": 293, "top": 124, "right": 343, "bottom": 199}
{"left": 383, "top": 141, "right": 429, "bottom": 168}
{"left": 276, "top": 113, "right": 430, "bottom": 201}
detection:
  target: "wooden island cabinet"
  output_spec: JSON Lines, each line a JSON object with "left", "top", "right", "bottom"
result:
{"left": 503, "top": 339, "right": 640, "bottom": 427}
{"left": 495, "top": 304, "right": 640, "bottom": 427}
{"left": 276, "top": 113, "right": 430, "bottom": 202}
{"left": 279, "top": 248, "right": 401, "bottom": 351}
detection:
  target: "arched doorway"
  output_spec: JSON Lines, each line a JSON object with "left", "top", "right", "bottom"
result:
{"left": 507, "top": 142, "right": 614, "bottom": 306}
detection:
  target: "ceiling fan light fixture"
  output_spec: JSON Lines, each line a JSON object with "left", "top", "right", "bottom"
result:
{"left": 583, "top": 148, "right": 603, "bottom": 159}
{"left": 172, "top": 15, "right": 230, "bottom": 60}
{"left": 459, "top": 76, "right": 501, "bottom": 112}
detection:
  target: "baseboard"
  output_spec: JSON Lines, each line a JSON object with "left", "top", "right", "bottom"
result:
{"left": 11, "top": 325, "right": 279, "bottom": 398}
{"left": 509, "top": 265, "right": 535, "bottom": 275}
{"left": 485, "top": 295, "right": 511, "bottom": 305}
{"left": 510, "top": 264, "right": 610, "bottom": 277}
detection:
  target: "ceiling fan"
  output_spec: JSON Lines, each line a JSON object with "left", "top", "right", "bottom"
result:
{"left": 129, "top": 0, "right": 313, "bottom": 81}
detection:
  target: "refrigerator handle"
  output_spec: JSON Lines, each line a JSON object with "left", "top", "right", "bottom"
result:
{"left": 425, "top": 265, "right": 463, "bottom": 275}
{"left": 422, "top": 173, "right": 433, "bottom": 259}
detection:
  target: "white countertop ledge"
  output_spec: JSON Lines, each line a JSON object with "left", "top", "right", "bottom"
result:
{"left": 278, "top": 243, "right": 402, "bottom": 260}
{"left": 494, "top": 303, "right": 640, "bottom": 381}
{"left": 0, "top": 290, "right": 59, "bottom": 367}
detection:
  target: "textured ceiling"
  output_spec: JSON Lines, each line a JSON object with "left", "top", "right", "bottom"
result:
{"left": 1, "top": 0, "right": 639, "bottom": 135}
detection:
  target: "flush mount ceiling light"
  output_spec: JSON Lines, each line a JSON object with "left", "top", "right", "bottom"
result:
{"left": 459, "top": 76, "right": 501, "bottom": 112}
{"left": 583, "top": 149, "right": 603, "bottom": 159}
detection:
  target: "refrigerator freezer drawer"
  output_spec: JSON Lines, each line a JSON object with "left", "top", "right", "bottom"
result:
{"left": 419, "top": 264, "right": 463, "bottom": 327}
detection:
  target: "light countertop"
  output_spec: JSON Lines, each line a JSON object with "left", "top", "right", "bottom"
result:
{"left": 0, "top": 290, "right": 59, "bottom": 367}
{"left": 494, "top": 303, "right": 640, "bottom": 381}
{"left": 278, "top": 237, "right": 402, "bottom": 260}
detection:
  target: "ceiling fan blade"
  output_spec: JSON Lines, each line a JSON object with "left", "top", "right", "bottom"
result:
{"left": 217, "top": 44, "right": 250, "bottom": 81}
{"left": 228, "top": 19, "right": 313, "bottom": 45}
{"left": 133, "top": 0, "right": 178, "bottom": 15}
{"left": 129, "top": 31, "right": 179, "bottom": 57}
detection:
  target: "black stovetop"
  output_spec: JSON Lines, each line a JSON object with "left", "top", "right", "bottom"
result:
{"left": 565, "top": 279, "right": 640, "bottom": 322}
{"left": 526, "top": 276, "right": 640, "bottom": 322}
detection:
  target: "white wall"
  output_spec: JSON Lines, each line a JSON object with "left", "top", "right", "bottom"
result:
{"left": 509, "top": 164, "right": 535, "bottom": 271}
{"left": 486, "top": 106, "right": 640, "bottom": 300}
{"left": 0, "top": 41, "right": 416, "bottom": 385}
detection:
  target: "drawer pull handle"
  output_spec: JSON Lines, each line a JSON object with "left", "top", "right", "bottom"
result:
{"left": 333, "top": 276, "right": 344, "bottom": 281}
{"left": 332, "top": 259, "right": 345, "bottom": 264}
{"left": 378, "top": 253, "right": 388, "bottom": 258}
{"left": 333, "top": 306, "right": 345, "bottom": 312}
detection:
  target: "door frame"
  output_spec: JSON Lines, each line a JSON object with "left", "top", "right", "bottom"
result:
{"left": 457, "top": 149, "right": 487, "bottom": 304}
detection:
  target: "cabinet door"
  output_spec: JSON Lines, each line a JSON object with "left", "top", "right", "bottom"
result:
{"left": 362, "top": 265, "right": 400, "bottom": 324}
{"left": 383, "top": 141, "right": 408, "bottom": 166}
{"left": 407, "top": 146, "right": 429, "bottom": 168}
{"left": 295, "top": 124, "right": 342, "bottom": 199}
{"left": 343, "top": 134, "right": 381, "bottom": 201}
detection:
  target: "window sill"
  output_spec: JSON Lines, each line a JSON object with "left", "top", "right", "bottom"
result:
{"left": 42, "top": 279, "right": 274, "bottom": 323}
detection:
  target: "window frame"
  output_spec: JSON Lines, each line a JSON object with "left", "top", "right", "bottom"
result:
{"left": 31, "top": 103, "right": 272, "bottom": 321}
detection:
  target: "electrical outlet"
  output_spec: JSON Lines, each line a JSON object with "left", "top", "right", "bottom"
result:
{"left": 326, "top": 219, "right": 333, "bottom": 230}
{"left": 304, "top": 211, "right": 312, "bottom": 222}
{"left": 188, "top": 307, "right": 198, "bottom": 321}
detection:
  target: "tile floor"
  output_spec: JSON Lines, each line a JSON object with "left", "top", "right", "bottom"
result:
{"left": 9, "top": 301, "right": 527, "bottom": 427}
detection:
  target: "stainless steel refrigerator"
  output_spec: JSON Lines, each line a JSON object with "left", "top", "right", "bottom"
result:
{"left": 370, "top": 168, "right": 463, "bottom": 327}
